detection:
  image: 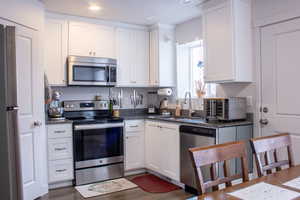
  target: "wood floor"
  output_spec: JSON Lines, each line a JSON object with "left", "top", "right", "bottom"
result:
{"left": 40, "top": 174, "right": 193, "bottom": 200}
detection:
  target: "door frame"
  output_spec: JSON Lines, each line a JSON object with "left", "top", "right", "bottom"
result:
{"left": 255, "top": 14, "right": 300, "bottom": 138}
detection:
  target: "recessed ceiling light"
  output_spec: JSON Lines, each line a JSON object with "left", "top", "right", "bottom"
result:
{"left": 89, "top": 4, "right": 101, "bottom": 11}
{"left": 146, "top": 16, "right": 156, "bottom": 21}
{"left": 181, "top": 0, "right": 193, "bottom": 5}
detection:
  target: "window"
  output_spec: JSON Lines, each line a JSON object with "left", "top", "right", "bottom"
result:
{"left": 176, "top": 40, "right": 216, "bottom": 99}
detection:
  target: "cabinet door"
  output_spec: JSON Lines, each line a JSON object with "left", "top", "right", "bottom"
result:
{"left": 203, "top": 2, "right": 235, "bottom": 82}
{"left": 158, "top": 28, "right": 175, "bottom": 87}
{"left": 116, "top": 28, "right": 134, "bottom": 86}
{"left": 93, "top": 25, "right": 115, "bottom": 58}
{"left": 145, "top": 122, "right": 161, "bottom": 172}
{"left": 160, "top": 123, "right": 180, "bottom": 181}
{"left": 149, "top": 30, "right": 159, "bottom": 86}
{"left": 45, "top": 18, "right": 68, "bottom": 86}
{"left": 218, "top": 127, "right": 237, "bottom": 177}
{"left": 125, "top": 132, "right": 145, "bottom": 171}
{"left": 134, "top": 30, "right": 149, "bottom": 86}
{"left": 69, "top": 22, "right": 95, "bottom": 57}
{"left": 236, "top": 125, "right": 253, "bottom": 174}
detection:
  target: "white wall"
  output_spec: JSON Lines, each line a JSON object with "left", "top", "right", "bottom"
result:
{"left": 0, "top": 0, "right": 44, "bottom": 30}
{"left": 253, "top": 0, "right": 300, "bottom": 26}
{"left": 175, "top": 16, "right": 202, "bottom": 44}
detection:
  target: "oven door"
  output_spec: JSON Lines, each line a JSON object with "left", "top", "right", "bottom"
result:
{"left": 68, "top": 62, "right": 109, "bottom": 86}
{"left": 73, "top": 123, "right": 124, "bottom": 169}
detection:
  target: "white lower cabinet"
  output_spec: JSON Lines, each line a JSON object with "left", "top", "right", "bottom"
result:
{"left": 47, "top": 123, "right": 74, "bottom": 185}
{"left": 145, "top": 121, "right": 180, "bottom": 181}
{"left": 125, "top": 120, "right": 145, "bottom": 171}
{"left": 48, "top": 159, "right": 73, "bottom": 183}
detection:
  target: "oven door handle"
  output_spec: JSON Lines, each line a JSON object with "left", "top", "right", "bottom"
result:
{"left": 74, "top": 123, "right": 124, "bottom": 131}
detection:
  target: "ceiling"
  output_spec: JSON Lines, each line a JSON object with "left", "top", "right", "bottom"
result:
{"left": 42, "top": 0, "right": 204, "bottom": 25}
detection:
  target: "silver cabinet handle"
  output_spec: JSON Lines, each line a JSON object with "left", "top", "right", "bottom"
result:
{"left": 54, "top": 147, "right": 67, "bottom": 151}
{"left": 56, "top": 169, "right": 67, "bottom": 173}
{"left": 129, "top": 125, "right": 139, "bottom": 128}
{"left": 33, "top": 121, "right": 42, "bottom": 127}
{"left": 54, "top": 130, "right": 66, "bottom": 134}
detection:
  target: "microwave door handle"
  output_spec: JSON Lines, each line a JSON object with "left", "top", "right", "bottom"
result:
{"left": 107, "top": 66, "right": 110, "bottom": 83}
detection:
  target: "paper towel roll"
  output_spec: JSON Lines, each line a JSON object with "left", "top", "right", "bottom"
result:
{"left": 157, "top": 88, "right": 173, "bottom": 96}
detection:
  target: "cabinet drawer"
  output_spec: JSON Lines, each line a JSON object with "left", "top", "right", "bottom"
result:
{"left": 47, "top": 124, "right": 72, "bottom": 139}
{"left": 48, "top": 138, "right": 73, "bottom": 161}
{"left": 125, "top": 120, "right": 144, "bottom": 132}
{"left": 48, "top": 159, "right": 74, "bottom": 183}
{"left": 159, "top": 122, "right": 179, "bottom": 131}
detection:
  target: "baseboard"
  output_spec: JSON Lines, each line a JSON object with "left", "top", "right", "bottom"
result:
{"left": 124, "top": 168, "right": 146, "bottom": 176}
{"left": 145, "top": 169, "right": 185, "bottom": 188}
{"left": 49, "top": 180, "right": 73, "bottom": 190}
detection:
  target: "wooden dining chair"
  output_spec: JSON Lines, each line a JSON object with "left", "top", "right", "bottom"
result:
{"left": 250, "top": 133, "right": 294, "bottom": 177}
{"left": 189, "top": 141, "right": 249, "bottom": 195}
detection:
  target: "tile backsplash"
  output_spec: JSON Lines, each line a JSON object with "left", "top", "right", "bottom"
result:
{"left": 52, "top": 86, "right": 207, "bottom": 111}
{"left": 52, "top": 86, "right": 159, "bottom": 109}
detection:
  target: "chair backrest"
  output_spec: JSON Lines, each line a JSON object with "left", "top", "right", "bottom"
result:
{"left": 189, "top": 141, "right": 249, "bottom": 195}
{"left": 250, "top": 133, "right": 294, "bottom": 177}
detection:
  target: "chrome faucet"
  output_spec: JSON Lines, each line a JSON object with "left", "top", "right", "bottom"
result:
{"left": 184, "top": 91, "right": 193, "bottom": 117}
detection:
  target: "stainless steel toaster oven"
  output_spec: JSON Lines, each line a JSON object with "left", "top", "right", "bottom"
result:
{"left": 204, "top": 97, "right": 247, "bottom": 121}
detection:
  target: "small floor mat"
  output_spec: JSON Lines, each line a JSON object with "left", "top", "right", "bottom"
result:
{"left": 75, "top": 178, "right": 138, "bottom": 198}
{"left": 130, "top": 174, "right": 180, "bottom": 193}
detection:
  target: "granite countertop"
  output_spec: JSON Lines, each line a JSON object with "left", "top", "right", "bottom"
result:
{"left": 45, "top": 113, "right": 253, "bottom": 129}
{"left": 122, "top": 114, "right": 253, "bottom": 129}
{"left": 46, "top": 119, "right": 73, "bottom": 125}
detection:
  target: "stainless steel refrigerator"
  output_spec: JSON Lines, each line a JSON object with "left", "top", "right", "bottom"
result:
{"left": 0, "top": 24, "right": 23, "bottom": 200}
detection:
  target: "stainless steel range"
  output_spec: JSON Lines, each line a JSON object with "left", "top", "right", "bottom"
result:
{"left": 63, "top": 100, "right": 124, "bottom": 186}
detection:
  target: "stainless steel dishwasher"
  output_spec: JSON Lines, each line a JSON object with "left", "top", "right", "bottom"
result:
{"left": 180, "top": 125, "right": 217, "bottom": 192}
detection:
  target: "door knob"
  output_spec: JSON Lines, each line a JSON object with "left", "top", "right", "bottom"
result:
{"left": 260, "top": 119, "right": 269, "bottom": 125}
{"left": 261, "top": 107, "right": 269, "bottom": 113}
{"left": 33, "top": 121, "right": 43, "bottom": 127}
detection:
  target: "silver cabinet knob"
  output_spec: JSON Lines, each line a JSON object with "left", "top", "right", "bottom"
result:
{"left": 260, "top": 119, "right": 269, "bottom": 125}
{"left": 33, "top": 121, "right": 43, "bottom": 127}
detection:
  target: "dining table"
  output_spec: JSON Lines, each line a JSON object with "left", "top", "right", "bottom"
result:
{"left": 196, "top": 165, "right": 300, "bottom": 200}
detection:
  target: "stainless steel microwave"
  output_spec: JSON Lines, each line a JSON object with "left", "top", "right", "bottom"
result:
{"left": 204, "top": 97, "right": 247, "bottom": 121}
{"left": 68, "top": 56, "right": 117, "bottom": 86}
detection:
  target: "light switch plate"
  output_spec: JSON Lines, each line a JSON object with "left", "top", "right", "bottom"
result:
{"left": 246, "top": 96, "right": 253, "bottom": 107}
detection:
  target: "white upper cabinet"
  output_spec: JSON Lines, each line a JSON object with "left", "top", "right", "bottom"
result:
{"left": 116, "top": 28, "right": 149, "bottom": 87}
{"left": 150, "top": 25, "right": 176, "bottom": 87}
{"left": 69, "top": 22, "right": 116, "bottom": 58}
{"left": 44, "top": 17, "right": 68, "bottom": 86}
{"left": 203, "top": 0, "right": 252, "bottom": 83}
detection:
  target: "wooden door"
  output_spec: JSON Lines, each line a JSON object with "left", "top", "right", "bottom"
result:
{"left": 260, "top": 17, "right": 300, "bottom": 164}
{"left": 45, "top": 18, "right": 68, "bottom": 86}
{"left": 15, "top": 25, "right": 47, "bottom": 199}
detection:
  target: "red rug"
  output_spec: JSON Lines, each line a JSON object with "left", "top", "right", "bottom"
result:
{"left": 130, "top": 174, "right": 180, "bottom": 193}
